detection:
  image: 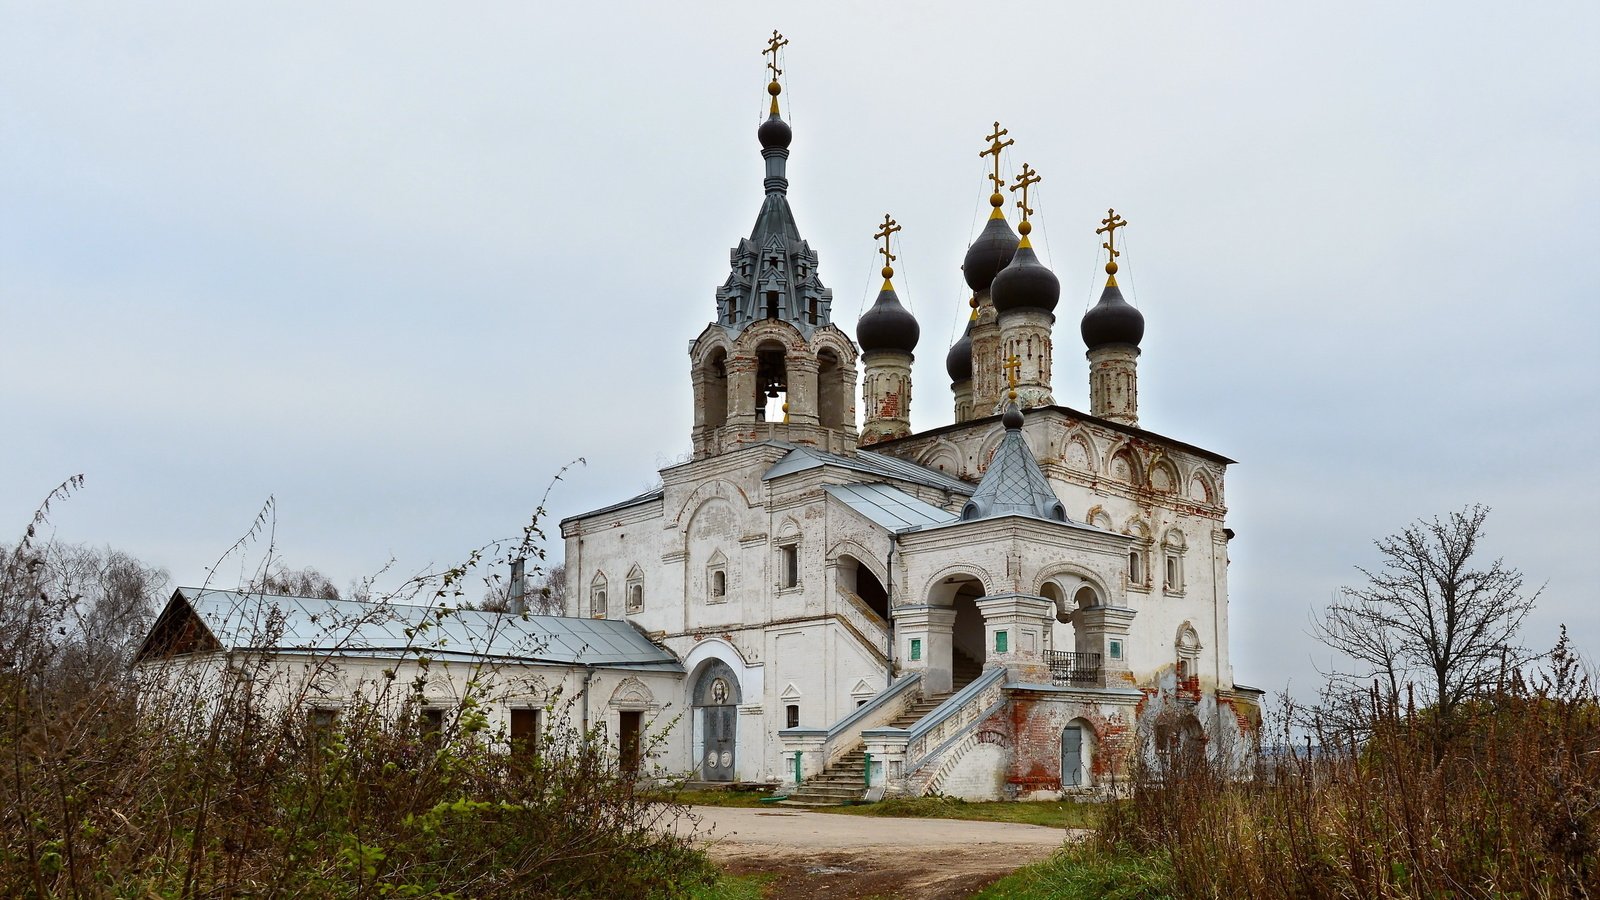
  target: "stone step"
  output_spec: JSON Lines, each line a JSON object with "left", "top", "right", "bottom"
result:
{"left": 787, "top": 781, "right": 864, "bottom": 794}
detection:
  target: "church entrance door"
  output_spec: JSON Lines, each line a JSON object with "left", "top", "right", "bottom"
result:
{"left": 702, "top": 704, "right": 735, "bottom": 782}
{"left": 1062, "top": 725, "right": 1084, "bottom": 787}
{"left": 692, "top": 660, "right": 742, "bottom": 783}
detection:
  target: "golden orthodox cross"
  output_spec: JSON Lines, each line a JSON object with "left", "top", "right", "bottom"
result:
{"left": 1010, "top": 163, "right": 1041, "bottom": 223}
{"left": 874, "top": 214, "right": 901, "bottom": 270}
{"left": 1002, "top": 353, "right": 1022, "bottom": 390}
{"left": 980, "top": 122, "right": 1014, "bottom": 194}
{"left": 764, "top": 30, "right": 788, "bottom": 80}
{"left": 1097, "top": 209, "right": 1128, "bottom": 260}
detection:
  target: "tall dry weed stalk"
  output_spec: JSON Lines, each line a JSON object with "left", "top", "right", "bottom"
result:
{"left": 1, "top": 474, "right": 713, "bottom": 898}
{"left": 1102, "top": 641, "right": 1600, "bottom": 898}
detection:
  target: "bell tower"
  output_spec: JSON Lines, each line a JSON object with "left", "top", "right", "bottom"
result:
{"left": 689, "top": 34, "right": 859, "bottom": 460}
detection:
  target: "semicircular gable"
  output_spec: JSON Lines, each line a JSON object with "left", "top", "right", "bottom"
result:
{"left": 670, "top": 479, "right": 752, "bottom": 529}
{"left": 915, "top": 438, "right": 964, "bottom": 477}
{"left": 1061, "top": 430, "right": 1098, "bottom": 473}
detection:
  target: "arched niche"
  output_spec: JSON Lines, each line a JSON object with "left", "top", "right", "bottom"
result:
{"left": 1062, "top": 432, "right": 1096, "bottom": 473}
{"left": 1108, "top": 445, "right": 1143, "bottom": 485}
{"left": 1149, "top": 458, "right": 1179, "bottom": 493}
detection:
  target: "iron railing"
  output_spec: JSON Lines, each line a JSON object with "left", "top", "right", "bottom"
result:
{"left": 1046, "top": 650, "right": 1101, "bottom": 686}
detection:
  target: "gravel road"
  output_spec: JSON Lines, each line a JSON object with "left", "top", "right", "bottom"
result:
{"left": 678, "top": 806, "right": 1077, "bottom": 898}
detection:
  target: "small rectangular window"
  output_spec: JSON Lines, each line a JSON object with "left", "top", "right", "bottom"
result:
{"left": 711, "top": 569, "right": 726, "bottom": 599}
{"left": 1109, "top": 640, "right": 1123, "bottom": 660}
{"left": 995, "top": 630, "right": 1008, "bottom": 654}
{"left": 785, "top": 704, "right": 799, "bottom": 728}
{"left": 909, "top": 638, "right": 922, "bottom": 661}
{"left": 780, "top": 545, "right": 798, "bottom": 589}
{"left": 766, "top": 291, "right": 780, "bottom": 319}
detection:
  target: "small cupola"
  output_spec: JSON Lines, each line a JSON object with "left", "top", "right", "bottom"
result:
{"left": 856, "top": 229, "right": 920, "bottom": 356}
{"left": 1080, "top": 209, "right": 1144, "bottom": 350}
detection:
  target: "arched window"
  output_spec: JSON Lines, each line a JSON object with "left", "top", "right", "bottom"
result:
{"left": 625, "top": 565, "right": 644, "bottom": 613}
{"left": 1163, "top": 529, "right": 1187, "bottom": 595}
{"left": 590, "top": 572, "right": 608, "bottom": 619}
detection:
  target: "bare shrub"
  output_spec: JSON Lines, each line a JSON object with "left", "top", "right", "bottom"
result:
{"left": 0, "top": 472, "right": 712, "bottom": 898}
{"left": 1101, "top": 639, "right": 1600, "bottom": 898}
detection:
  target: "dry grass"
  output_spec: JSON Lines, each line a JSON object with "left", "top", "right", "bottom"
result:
{"left": 1100, "top": 669, "right": 1600, "bottom": 898}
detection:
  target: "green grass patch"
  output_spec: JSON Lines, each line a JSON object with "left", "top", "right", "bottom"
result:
{"left": 974, "top": 844, "right": 1176, "bottom": 899}
{"left": 653, "top": 787, "right": 774, "bottom": 809}
{"left": 687, "top": 871, "right": 776, "bottom": 900}
{"left": 818, "top": 795, "right": 1100, "bottom": 829}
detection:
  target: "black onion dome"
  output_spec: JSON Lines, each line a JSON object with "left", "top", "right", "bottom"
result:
{"left": 961, "top": 215, "right": 1019, "bottom": 292}
{"left": 945, "top": 317, "right": 974, "bottom": 382}
{"left": 1080, "top": 280, "right": 1145, "bottom": 349}
{"left": 990, "top": 241, "right": 1061, "bottom": 314}
{"left": 758, "top": 114, "right": 792, "bottom": 150}
{"left": 856, "top": 285, "right": 920, "bottom": 353}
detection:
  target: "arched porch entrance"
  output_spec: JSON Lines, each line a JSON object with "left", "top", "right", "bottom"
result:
{"left": 923, "top": 572, "right": 987, "bottom": 695}
{"left": 691, "top": 660, "right": 741, "bottom": 782}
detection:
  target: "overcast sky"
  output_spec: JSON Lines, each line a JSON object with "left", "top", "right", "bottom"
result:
{"left": 4, "top": 3, "right": 1596, "bottom": 700}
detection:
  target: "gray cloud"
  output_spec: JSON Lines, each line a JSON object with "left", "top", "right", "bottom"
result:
{"left": 3, "top": 2, "right": 1595, "bottom": 701}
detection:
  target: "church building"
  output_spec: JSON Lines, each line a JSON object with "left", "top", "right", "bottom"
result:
{"left": 558, "top": 35, "right": 1262, "bottom": 802}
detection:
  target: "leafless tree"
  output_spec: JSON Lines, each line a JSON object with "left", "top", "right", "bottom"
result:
{"left": 1314, "top": 504, "right": 1540, "bottom": 727}
{"left": 258, "top": 563, "right": 340, "bottom": 600}
{"left": 532, "top": 561, "right": 567, "bottom": 615}
{"left": 44, "top": 543, "right": 169, "bottom": 677}
{"left": 478, "top": 561, "right": 566, "bottom": 615}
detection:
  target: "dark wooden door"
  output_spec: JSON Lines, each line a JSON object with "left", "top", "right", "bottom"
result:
{"left": 618, "top": 710, "right": 642, "bottom": 777}
{"left": 702, "top": 705, "right": 736, "bottom": 782}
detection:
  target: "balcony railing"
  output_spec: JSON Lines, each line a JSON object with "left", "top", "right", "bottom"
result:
{"left": 1046, "top": 650, "right": 1101, "bottom": 686}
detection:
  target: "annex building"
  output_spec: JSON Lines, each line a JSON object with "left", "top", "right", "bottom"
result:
{"left": 557, "top": 40, "right": 1263, "bottom": 802}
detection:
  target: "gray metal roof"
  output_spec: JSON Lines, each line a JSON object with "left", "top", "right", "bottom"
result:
{"left": 763, "top": 445, "right": 973, "bottom": 495}
{"left": 960, "top": 413, "right": 1069, "bottom": 523}
{"left": 826, "top": 483, "right": 957, "bottom": 533}
{"left": 145, "top": 588, "right": 682, "bottom": 672}
{"left": 559, "top": 486, "right": 664, "bottom": 529}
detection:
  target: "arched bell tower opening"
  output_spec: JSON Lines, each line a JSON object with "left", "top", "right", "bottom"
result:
{"left": 702, "top": 347, "right": 728, "bottom": 430}
{"left": 755, "top": 340, "right": 788, "bottom": 422}
{"left": 817, "top": 348, "right": 845, "bottom": 428}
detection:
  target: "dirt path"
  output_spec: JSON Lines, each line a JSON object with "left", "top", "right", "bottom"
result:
{"left": 678, "top": 806, "right": 1078, "bottom": 899}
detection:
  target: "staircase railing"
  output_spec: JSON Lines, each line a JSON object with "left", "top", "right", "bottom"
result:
{"left": 858, "top": 666, "right": 1008, "bottom": 794}
{"left": 834, "top": 587, "right": 890, "bottom": 668}
{"left": 776, "top": 671, "right": 923, "bottom": 788}
{"left": 902, "top": 666, "right": 1007, "bottom": 773}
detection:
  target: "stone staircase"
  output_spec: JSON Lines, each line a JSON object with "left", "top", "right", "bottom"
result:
{"left": 784, "top": 652, "right": 984, "bottom": 806}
